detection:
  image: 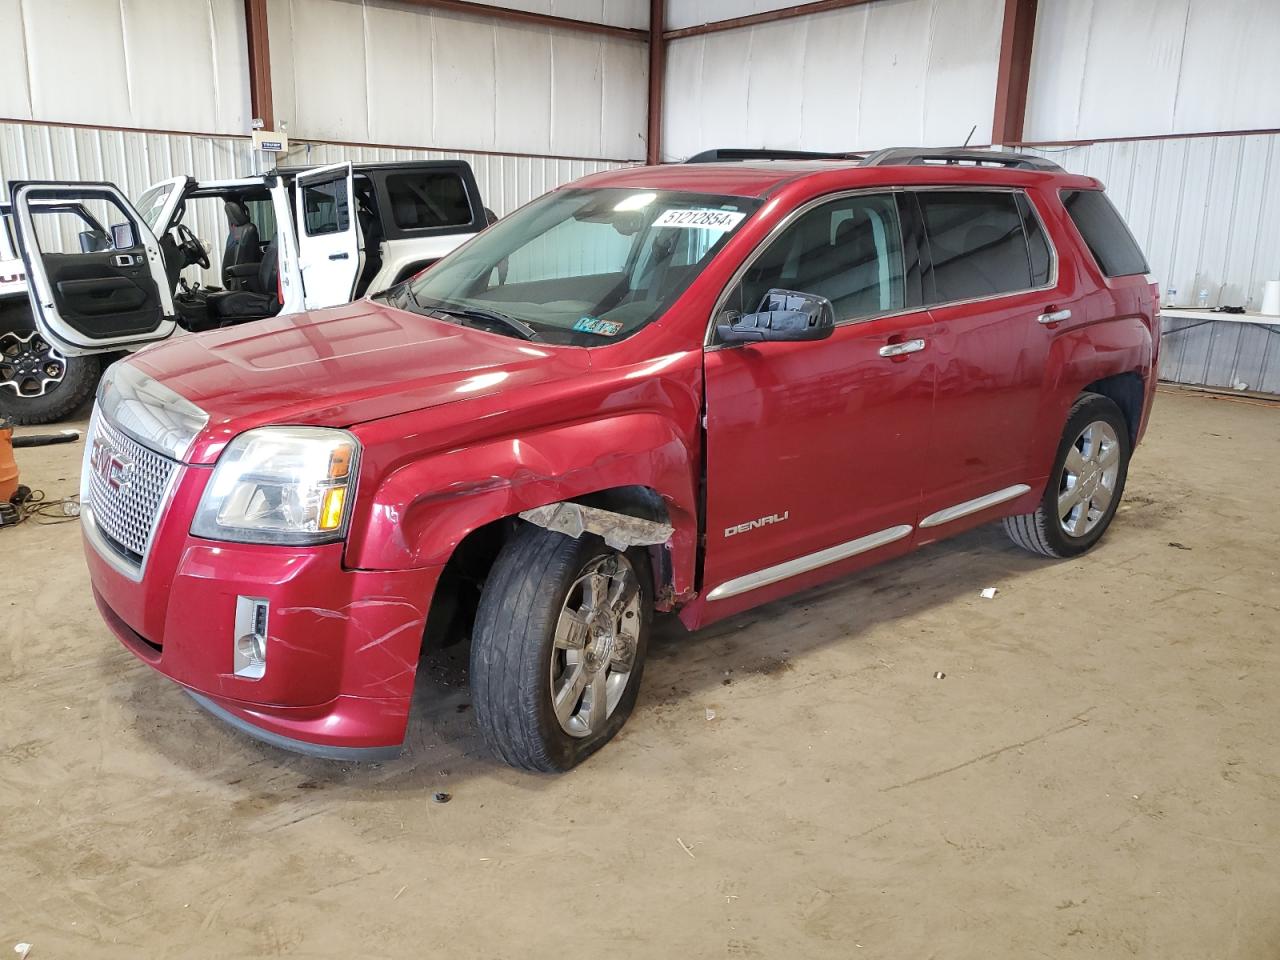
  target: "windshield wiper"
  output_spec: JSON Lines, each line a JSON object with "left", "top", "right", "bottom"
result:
{"left": 422, "top": 300, "right": 539, "bottom": 341}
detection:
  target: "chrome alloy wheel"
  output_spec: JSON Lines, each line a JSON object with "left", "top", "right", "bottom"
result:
{"left": 0, "top": 330, "right": 66, "bottom": 398}
{"left": 1058, "top": 419, "right": 1121, "bottom": 537}
{"left": 550, "top": 553, "right": 642, "bottom": 738}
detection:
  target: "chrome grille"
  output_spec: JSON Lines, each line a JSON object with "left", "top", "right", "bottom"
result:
{"left": 84, "top": 413, "right": 178, "bottom": 564}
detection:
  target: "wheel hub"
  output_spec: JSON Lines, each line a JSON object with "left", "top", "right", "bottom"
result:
{"left": 1058, "top": 419, "right": 1120, "bottom": 538}
{"left": 0, "top": 330, "right": 66, "bottom": 398}
{"left": 549, "top": 553, "right": 642, "bottom": 738}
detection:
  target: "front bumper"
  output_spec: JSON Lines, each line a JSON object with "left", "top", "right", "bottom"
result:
{"left": 88, "top": 530, "right": 442, "bottom": 759}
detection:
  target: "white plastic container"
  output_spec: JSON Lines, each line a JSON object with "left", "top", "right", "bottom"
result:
{"left": 1261, "top": 280, "right": 1280, "bottom": 316}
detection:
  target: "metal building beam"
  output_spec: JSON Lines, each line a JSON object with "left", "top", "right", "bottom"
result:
{"left": 647, "top": 0, "right": 666, "bottom": 164}
{"left": 393, "top": 0, "right": 647, "bottom": 41}
{"left": 662, "top": 0, "right": 878, "bottom": 41}
{"left": 244, "top": 0, "right": 274, "bottom": 130}
{"left": 991, "top": 0, "right": 1038, "bottom": 145}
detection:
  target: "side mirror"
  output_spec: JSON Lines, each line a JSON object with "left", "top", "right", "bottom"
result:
{"left": 716, "top": 289, "right": 836, "bottom": 344}
{"left": 110, "top": 222, "right": 136, "bottom": 250}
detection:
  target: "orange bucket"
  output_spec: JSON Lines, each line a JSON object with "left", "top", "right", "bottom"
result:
{"left": 0, "top": 422, "right": 18, "bottom": 503}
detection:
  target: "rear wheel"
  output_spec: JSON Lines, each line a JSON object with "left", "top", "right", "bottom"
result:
{"left": 0, "top": 307, "right": 100, "bottom": 425}
{"left": 1003, "top": 392, "right": 1131, "bottom": 558}
{"left": 471, "top": 524, "right": 652, "bottom": 772}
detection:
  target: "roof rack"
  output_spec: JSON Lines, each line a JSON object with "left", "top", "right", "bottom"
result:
{"left": 685, "top": 148, "right": 864, "bottom": 164}
{"left": 859, "top": 148, "right": 1063, "bottom": 172}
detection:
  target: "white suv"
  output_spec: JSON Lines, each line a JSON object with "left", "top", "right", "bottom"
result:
{"left": 2, "top": 160, "right": 489, "bottom": 424}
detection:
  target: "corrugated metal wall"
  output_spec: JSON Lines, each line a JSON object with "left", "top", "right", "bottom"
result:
{"left": 1024, "top": 0, "right": 1280, "bottom": 143}
{"left": 266, "top": 0, "right": 648, "bottom": 161}
{"left": 0, "top": 119, "right": 631, "bottom": 284}
{"left": 1158, "top": 317, "right": 1280, "bottom": 395}
{"left": 1022, "top": 133, "right": 1280, "bottom": 310}
{"left": 662, "top": 0, "right": 1005, "bottom": 161}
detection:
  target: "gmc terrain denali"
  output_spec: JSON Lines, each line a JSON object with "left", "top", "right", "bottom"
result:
{"left": 39, "top": 149, "right": 1159, "bottom": 771}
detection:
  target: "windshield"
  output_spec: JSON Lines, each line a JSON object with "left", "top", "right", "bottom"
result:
{"left": 399, "top": 188, "right": 761, "bottom": 344}
{"left": 136, "top": 182, "right": 175, "bottom": 229}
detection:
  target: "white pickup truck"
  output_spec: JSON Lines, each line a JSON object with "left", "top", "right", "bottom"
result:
{"left": 2, "top": 160, "right": 490, "bottom": 423}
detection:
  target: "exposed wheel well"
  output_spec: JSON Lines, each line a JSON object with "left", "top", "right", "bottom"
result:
{"left": 1082, "top": 371, "right": 1144, "bottom": 446}
{"left": 420, "top": 486, "right": 674, "bottom": 652}
{"left": 390, "top": 259, "right": 438, "bottom": 286}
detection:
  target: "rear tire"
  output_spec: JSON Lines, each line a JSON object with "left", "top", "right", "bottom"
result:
{"left": 1003, "top": 392, "right": 1131, "bottom": 559}
{"left": 0, "top": 304, "right": 100, "bottom": 425}
{"left": 470, "top": 524, "right": 652, "bottom": 772}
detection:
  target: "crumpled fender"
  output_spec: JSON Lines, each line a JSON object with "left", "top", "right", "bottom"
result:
{"left": 345, "top": 412, "right": 700, "bottom": 594}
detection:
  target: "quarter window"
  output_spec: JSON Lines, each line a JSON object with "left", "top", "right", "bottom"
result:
{"left": 733, "top": 193, "right": 905, "bottom": 321}
{"left": 917, "top": 191, "right": 1036, "bottom": 302}
{"left": 1060, "top": 189, "right": 1149, "bottom": 278}
{"left": 386, "top": 172, "right": 473, "bottom": 230}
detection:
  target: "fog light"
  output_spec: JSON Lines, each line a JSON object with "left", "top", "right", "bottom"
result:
{"left": 233, "top": 595, "right": 269, "bottom": 679}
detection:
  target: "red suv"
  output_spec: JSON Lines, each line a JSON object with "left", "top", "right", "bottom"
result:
{"left": 78, "top": 148, "right": 1158, "bottom": 771}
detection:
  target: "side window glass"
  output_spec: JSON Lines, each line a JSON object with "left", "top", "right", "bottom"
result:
{"left": 1060, "top": 189, "right": 1149, "bottom": 278}
{"left": 245, "top": 199, "right": 277, "bottom": 244}
{"left": 386, "top": 172, "right": 472, "bottom": 229}
{"left": 302, "top": 177, "right": 350, "bottom": 236}
{"left": 917, "top": 191, "right": 1032, "bottom": 302}
{"left": 736, "top": 193, "right": 905, "bottom": 322}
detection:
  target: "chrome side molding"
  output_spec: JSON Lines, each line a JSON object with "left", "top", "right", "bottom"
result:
{"left": 918, "top": 484, "right": 1031, "bottom": 529}
{"left": 706, "top": 523, "right": 914, "bottom": 601}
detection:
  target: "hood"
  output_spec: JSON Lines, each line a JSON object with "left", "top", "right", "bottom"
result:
{"left": 129, "top": 299, "right": 590, "bottom": 463}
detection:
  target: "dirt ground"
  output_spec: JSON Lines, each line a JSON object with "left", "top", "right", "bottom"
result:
{"left": 1, "top": 386, "right": 1277, "bottom": 959}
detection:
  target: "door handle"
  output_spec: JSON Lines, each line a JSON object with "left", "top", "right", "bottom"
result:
{"left": 328, "top": 252, "right": 350, "bottom": 261}
{"left": 1037, "top": 308, "right": 1072, "bottom": 324}
{"left": 879, "top": 338, "right": 926, "bottom": 358}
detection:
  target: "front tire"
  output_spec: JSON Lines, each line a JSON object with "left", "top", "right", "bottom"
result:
{"left": 1003, "top": 392, "right": 1131, "bottom": 558}
{"left": 471, "top": 524, "right": 652, "bottom": 772}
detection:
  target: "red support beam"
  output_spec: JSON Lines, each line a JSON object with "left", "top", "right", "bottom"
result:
{"left": 991, "top": 0, "right": 1038, "bottom": 145}
{"left": 647, "top": 0, "right": 666, "bottom": 164}
{"left": 244, "top": 0, "right": 274, "bottom": 130}
{"left": 394, "top": 0, "right": 647, "bottom": 41}
{"left": 663, "top": 0, "right": 878, "bottom": 41}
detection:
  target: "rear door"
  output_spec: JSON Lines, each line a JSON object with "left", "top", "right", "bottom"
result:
{"left": 294, "top": 162, "right": 359, "bottom": 308}
{"left": 10, "top": 182, "right": 177, "bottom": 356}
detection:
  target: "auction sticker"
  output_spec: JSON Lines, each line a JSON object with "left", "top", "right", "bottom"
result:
{"left": 653, "top": 208, "right": 746, "bottom": 231}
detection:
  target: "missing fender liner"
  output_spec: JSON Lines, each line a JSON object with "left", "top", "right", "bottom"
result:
{"left": 518, "top": 502, "right": 674, "bottom": 552}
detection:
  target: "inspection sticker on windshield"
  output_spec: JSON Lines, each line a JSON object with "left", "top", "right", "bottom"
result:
{"left": 653, "top": 208, "right": 746, "bottom": 231}
{"left": 574, "top": 317, "right": 623, "bottom": 336}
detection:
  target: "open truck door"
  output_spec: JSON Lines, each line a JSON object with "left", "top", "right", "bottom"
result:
{"left": 10, "top": 181, "right": 177, "bottom": 356}
{"left": 294, "top": 162, "right": 359, "bottom": 309}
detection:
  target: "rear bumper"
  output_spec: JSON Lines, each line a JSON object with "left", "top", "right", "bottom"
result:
{"left": 88, "top": 532, "right": 442, "bottom": 759}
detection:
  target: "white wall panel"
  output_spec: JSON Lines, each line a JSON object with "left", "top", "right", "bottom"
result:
{"left": 1024, "top": 133, "right": 1280, "bottom": 311}
{"left": 667, "top": 0, "right": 796, "bottom": 30}
{"left": 662, "top": 0, "right": 1003, "bottom": 160}
{"left": 1024, "top": 0, "right": 1280, "bottom": 143}
{"left": 268, "top": 0, "right": 646, "bottom": 160}
{"left": 492, "top": 0, "right": 648, "bottom": 29}
{"left": 0, "top": 0, "right": 250, "bottom": 136}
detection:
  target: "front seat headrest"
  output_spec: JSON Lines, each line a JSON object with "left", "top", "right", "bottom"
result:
{"left": 224, "top": 201, "right": 252, "bottom": 228}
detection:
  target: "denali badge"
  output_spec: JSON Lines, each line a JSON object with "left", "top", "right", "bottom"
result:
{"left": 89, "top": 435, "right": 134, "bottom": 492}
{"left": 724, "top": 511, "right": 789, "bottom": 538}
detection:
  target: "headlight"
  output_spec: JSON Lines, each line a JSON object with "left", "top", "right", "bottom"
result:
{"left": 191, "top": 427, "right": 360, "bottom": 545}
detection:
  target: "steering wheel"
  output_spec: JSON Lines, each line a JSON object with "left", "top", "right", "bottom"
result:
{"left": 174, "top": 223, "right": 210, "bottom": 270}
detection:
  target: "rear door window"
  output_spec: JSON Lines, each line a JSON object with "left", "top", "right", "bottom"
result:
{"left": 1060, "top": 189, "right": 1149, "bottom": 278}
{"left": 916, "top": 191, "right": 1038, "bottom": 303}
{"left": 386, "top": 172, "right": 473, "bottom": 230}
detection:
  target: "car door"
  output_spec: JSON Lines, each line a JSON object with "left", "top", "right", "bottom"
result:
{"left": 699, "top": 191, "right": 936, "bottom": 613}
{"left": 294, "top": 162, "right": 360, "bottom": 309}
{"left": 10, "top": 182, "right": 177, "bottom": 356}
{"left": 911, "top": 188, "right": 1075, "bottom": 537}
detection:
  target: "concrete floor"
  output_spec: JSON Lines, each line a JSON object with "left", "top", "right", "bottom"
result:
{"left": 2, "top": 387, "right": 1278, "bottom": 959}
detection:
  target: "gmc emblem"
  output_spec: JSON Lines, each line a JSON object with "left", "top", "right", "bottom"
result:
{"left": 89, "top": 435, "right": 134, "bottom": 491}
